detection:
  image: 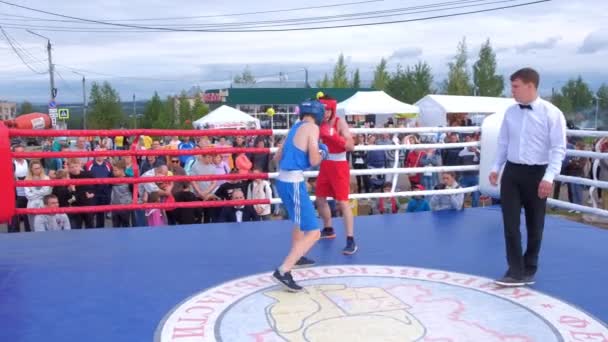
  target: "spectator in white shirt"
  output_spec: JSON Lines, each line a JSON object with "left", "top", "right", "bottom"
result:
{"left": 25, "top": 160, "right": 52, "bottom": 229}
{"left": 247, "top": 168, "right": 273, "bottom": 220}
{"left": 489, "top": 67, "right": 567, "bottom": 287}
{"left": 33, "top": 194, "right": 71, "bottom": 232}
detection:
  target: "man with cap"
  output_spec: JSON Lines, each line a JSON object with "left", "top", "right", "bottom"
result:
{"left": 272, "top": 99, "right": 329, "bottom": 292}
{"left": 315, "top": 93, "right": 357, "bottom": 254}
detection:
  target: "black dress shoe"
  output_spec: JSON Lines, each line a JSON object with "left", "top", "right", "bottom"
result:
{"left": 494, "top": 276, "right": 526, "bottom": 287}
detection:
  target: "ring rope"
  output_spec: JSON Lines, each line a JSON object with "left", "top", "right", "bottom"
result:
{"left": 15, "top": 188, "right": 481, "bottom": 216}
{"left": 8, "top": 128, "right": 273, "bottom": 138}
{"left": 16, "top": 165, "right": 481, "bottom": 188}
{"left": 7, "top": 125, "right": 608, "bottom": 222}
{"left": 13, "top": 147, "right": 270, "bottom": 159}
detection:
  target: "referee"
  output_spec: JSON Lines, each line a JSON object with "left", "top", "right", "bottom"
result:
{"left": 490, "top": 67, "right": 567, "bottom": 287}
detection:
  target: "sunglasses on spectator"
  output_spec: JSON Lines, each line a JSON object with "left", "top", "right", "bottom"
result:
{"left": 171, "top": 160, "right": 180, "bottom": 163}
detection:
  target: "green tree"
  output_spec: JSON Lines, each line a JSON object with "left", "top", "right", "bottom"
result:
{"left": 597, "top": 84, "right": 608, "bottom": 111}
{"left": 351, "top": 69, "right": 361, "bottom": 88}
{"left": 188, "top": 96, "right": 209, "bottom": 128}
{"left": 316, "top": 73, "right": 331, "bottom": 88}
{"left": 178, "top": 91, "right": 192, "bottom": 128}
{"left": 234, "top": 66, "right": 256, "bottom": 85}
{"left": 473, "top": 39, "right": 504, "bottom": 96}
{"left": 19, "top": 101, "right": 34, "bottom": 115}
{"left": 386, "top": 62, "right": 434, "bottom": 104}
{"left": 372, "top": 58, "right": 390, "bottom": 90}
{"left": 560, "top": 76, "right": 594, "bottom": 111}
{"left": 332, "top": 53, "right": 349, "bottom": 88}
{"left": 142, "top": 92, "right": 167, "bottom": 129}
{"left": 87, "top": 81, "right": 124, "bottom": 129}
{"left": 552, "top": 93, "right": 574, "bottom": 114}
{"left": 407, "top": 62, "right": 434, "bottom": 102}
{"left": 164, "top": 95, "right": 177, "bottom": 127}
{"left": 444, "top": 37, "right": 473, "bottom": 95}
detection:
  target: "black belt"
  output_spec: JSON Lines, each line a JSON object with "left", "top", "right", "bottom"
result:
{"left": 507, "top": 161, "right": 548, "bottom": 168}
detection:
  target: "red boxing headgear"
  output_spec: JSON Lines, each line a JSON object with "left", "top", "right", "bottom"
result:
{"left": 318, "top": 95, "right": 337, "bottom": 119}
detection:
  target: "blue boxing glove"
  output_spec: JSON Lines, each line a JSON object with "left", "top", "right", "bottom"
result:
{"left": 318, "top": 143, "right": 329, "bottom": 160}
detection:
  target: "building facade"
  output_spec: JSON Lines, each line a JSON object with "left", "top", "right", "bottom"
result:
{"left": 203, "top": 87, "right": 373, "bottom": 129}
{"left": 0, "top": 101, "right": 17, "bottom": 121}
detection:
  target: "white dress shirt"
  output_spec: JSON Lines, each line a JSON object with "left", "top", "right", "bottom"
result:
{"left": 492, "top": 97, "right": 567, "bottom": 182}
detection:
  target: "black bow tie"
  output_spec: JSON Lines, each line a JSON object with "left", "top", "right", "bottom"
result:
{"left": 519, "top": 104, "right": 533, "bottom": 110}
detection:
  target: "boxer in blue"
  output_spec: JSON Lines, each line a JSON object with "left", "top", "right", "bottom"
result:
{"left": 272, "top": 99, "right": 328, "bottom": 292}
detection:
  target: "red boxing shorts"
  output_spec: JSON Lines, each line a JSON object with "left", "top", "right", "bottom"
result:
{"left": 315, "top": 160, "right": 350, "bottom": 201}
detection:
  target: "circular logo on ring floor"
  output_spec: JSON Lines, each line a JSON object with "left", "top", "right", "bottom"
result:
{"left": 155, "top": 265, "right": 607, "bottom": 342}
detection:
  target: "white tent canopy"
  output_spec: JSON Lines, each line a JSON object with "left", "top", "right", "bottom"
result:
{"left": 193, "top": 105, "right": 260, "bottom": 130}
{"left": 415, "top": 94, "right": 515, "bottom": 127}
{"left": 337, "top": 91, "right": 420, "bottom": 116}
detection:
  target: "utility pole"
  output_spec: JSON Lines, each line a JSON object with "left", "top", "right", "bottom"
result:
{"left": 304, "top": 67, "right": 310, "bottom": 88}
{"left": 27, "top": 30, "right": 55, "bottom": 104}
{"left": 27, "top": 30, "right": 57, "bottom": 127}
{"left": 132, "top": 94, "right": 136, "bottom": 129}
{"left": 82, "top": 76, "right": 87, "bottom": 129}
{"left": 72, "top": 71, "right": 87, "bottom": 129}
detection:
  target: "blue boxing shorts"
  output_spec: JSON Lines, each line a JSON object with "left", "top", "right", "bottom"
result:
{"left": 276, "top": 176, "right": 318, "bottom": 232}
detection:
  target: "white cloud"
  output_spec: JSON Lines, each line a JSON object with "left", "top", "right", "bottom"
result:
{"left": 578, "top": 29, "right": 608, "bottom": 54}
{"left": 0, "top": 0, "right": 607, "bottom": 102}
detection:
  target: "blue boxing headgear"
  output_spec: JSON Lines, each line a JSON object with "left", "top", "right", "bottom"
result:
{"left": 298, "top": 100, "right": 325, "bottom": 125}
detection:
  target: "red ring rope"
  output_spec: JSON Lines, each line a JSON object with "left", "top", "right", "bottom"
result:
{"left": 13, "top": 147, "right": 270, "bottom": 159}
{"left": 8, "top": 128, "right": 273, "bottom": 138}
{"left": 15, "top": 199, "right": 271, "bottom": 216}
{"left": 16, "top": 173, "right": 270, "bottom": 187}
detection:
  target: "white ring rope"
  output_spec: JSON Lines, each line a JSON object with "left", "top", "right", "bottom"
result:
{"left": 554, "top": 175, "right": 608, "bottom": 189}
{"left": 269, "top": 186, "right": 479, "bottom": 204}
{"left": 271, "top": 126, "right": 481, "bottom": 136}
{"left": 268, "top": 142, "right": 480, "bottom": 153}
{"left": 267, "top": 165, "right": 479, "bottom": 179}
{"left": 565, "top": 149, "right": 608, "bottom": 160}
{"left": 567, "top": 129, "right": 608, "bottom": 138}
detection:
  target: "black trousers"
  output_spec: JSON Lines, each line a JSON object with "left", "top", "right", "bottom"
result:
{"left": 9, "top": 196, "right": 30, "bottom": 233}
{"left": 500, "top": 161, "right": 548, "bottom": 279}
{"left": 112, "top": 211, "right": 131, "bottom": 228}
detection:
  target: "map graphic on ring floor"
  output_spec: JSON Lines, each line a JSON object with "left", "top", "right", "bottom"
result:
{"left": 156, "top": 265, "right": 608, "bottom": 342}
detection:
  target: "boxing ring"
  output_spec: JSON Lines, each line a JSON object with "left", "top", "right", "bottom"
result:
{"left": 1, "top": 121, "right": 608, "bottom": 342}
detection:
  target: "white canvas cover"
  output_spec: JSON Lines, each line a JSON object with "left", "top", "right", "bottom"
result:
{"left": 415, "top": 94, "right": 515, "bottom": 127}
{"left": 193, "top": 105, "right": 260, "bottom": 129}
{"left": 336, "top": 91, "right": 420, "bottom": 116}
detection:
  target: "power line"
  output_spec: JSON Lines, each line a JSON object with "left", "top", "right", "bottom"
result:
{"left": 0, "top": 0, "right": 511, "bottom": 31}
{"left": 0, "top": 0, "right": 383, "bottom": 22}
{"left": 0, "top": 26, "right": 46, "bottom": 74}
{"left": 0, "top": 0, "right": 551, "bottom": 33}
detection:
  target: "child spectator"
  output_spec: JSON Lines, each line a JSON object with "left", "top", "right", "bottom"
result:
{"left": 145, "top": 192, "right": 167, "bottom": 227}
{"left": 52, "top": 169, "right": 74, "bottom": 208}
{"left": 67, "top": 158, "right": 96, "bottom": 229}
{"left": 247, "top": 168, "right": 273, "bottom": 220}
{"left": 85, "top": 148, "right": 113, "bottom": 228}
{"left": 173, "top": 183, "right": 200, "bottom": 225}
{"left": 406, "top": 184, "right": 431, "bottom": 212}
{"left": 111, "top": 159, "right": 133, "bottom": 228}
{"left": 372, "top": 183, "right": 399, "bottom": 215}
{"left": 430, "top": 172, "right": 464, "bottom": 211}
{"left": 33, "top": 194, "right": 71, "bottom": 232}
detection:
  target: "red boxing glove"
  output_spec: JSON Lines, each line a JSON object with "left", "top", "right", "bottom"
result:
{"left": 320, "top": 122, "right": 346, "bottom": 151}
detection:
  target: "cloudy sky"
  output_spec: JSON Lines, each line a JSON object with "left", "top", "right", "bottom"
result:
{"left": 0, "top": 0, "right": 606, "bottom": 103}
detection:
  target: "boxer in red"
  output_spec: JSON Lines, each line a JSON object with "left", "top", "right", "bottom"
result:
{"left": 315, "top": 94, "right": 357, "bottom": 254}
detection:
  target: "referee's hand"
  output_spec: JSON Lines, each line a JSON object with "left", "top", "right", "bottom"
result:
{"left": 538, "top": 180, "right": 552, "bottom": 199}
{"left": 489, "top": 172, "right": 499, "bottom": 186}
